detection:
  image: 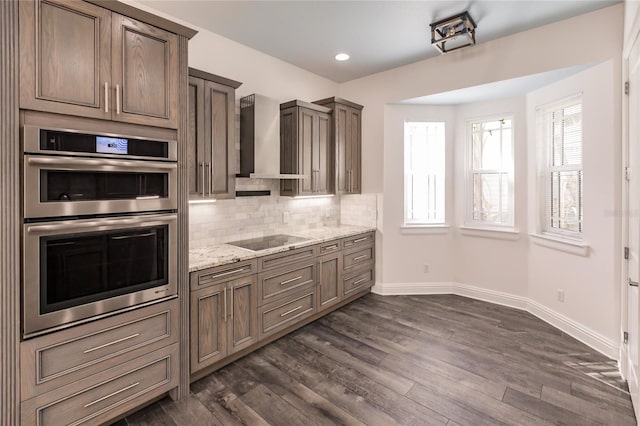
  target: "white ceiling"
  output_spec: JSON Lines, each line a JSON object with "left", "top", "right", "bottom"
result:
{"left": 140, "top": 0, "right": 618, "bottom": 83}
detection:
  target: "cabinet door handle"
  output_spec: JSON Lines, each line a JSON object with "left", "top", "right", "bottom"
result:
{"left": 83, "top": 333, "right": 140, "bottom": 354}
{"left": 280, "top": 305, "right": 303, "bottom": 317}
{"left": 223, "top": 287, "right": 227, "bottom": 322}
{"left": 84, "top": 382, "right": 139, "bottom": 408}
{"left": 200, "top": 161, "right": 205, "bottom": 197}
{"left": 115, "top": 84, "right": 121, "bottom": 114}
{"left": 630, "top": 278, "right": 638, "bottom": 287}
{"left": 206, "top": 162, "right": 211, "bottom": 196}
{"left": 353, "top": 254, "right": 368, "bottom": 261}
{"left": 280, "top": 275, "right": 302, "bottom": 286}
{"left": 230, "top": 286, "right": 234, "bottom": 319}
{"left": 104, "top": 82, "right": 109, "bottom": 113}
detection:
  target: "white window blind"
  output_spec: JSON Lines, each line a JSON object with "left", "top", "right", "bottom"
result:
{"left": 467, "top": 117, "right": 514, "bottom": 227}
{"left": 538, "top": 97, "right": 583, "bottom": 236}
{"left": 404, "top": 122, "right": 445, "bottom": 224}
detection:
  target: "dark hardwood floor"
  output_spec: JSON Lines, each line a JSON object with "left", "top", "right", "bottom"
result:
{"left": 117, "top": 294, "right": 637, "bottom": 425}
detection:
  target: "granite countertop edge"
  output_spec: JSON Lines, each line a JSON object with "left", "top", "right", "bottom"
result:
{"left": 188, "top": 225, "right": 376, "bottom": 272}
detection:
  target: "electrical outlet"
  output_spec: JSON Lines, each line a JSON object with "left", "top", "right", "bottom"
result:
{"left": 423, "top": 264, "right": 429, "bottom": 273}
{"left": 283, "top": 211, "right": 290, "bottom": 224}
{"left": 557, "top": 289, "right": 565, "bottom": 303}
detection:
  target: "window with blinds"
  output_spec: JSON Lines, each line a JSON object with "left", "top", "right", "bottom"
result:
{"left": 538, "top": 96, "right": 583, "bottom": 236}
{"left": 467, "top": 117, "right": 514, "bottom": 227}
{"left": 404, "top": 122, "right": 445, "bottom": 224}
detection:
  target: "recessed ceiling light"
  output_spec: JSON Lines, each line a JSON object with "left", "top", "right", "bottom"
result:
{"left": 335, "top": 53, "right": 350, "bottom": 61}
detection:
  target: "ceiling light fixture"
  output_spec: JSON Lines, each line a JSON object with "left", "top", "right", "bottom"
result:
{"left": 430, "top": 11, "right": 477, "bottom": 54}
{"left": 335, "top": 53, "right": 350, "bottom": 61}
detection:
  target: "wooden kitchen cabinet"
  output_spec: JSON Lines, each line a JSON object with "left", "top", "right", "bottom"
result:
{"left": 190, "top": 272, "right": 257, "bottom": 374}
{"left": 20, "top": 0, "right": 180, "bottom": 128}
{"left": 188, "top": 68, "right": 241, "bottom": 200}
{"left": 280, "top": 100, "right": 333, "bottom": 196}
{"left": 317, "top": 249, "right": 343, "bottom": 312}
{"left": 314, "top": 97, "right": 364, "bottom": 194}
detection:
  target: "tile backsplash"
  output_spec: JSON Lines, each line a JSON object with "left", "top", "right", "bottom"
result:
{"left": 188, "top": 184, "right": 377, "bottom": 248}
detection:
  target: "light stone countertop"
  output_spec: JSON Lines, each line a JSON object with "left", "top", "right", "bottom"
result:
{"left": 189, "top": 225, "right": 376, "bottom": 272}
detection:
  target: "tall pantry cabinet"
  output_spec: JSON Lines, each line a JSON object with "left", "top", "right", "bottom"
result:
{"left": 6, "top": 1, "right": 197, "bottom": 424}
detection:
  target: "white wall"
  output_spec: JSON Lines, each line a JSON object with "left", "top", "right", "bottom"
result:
{"left": 382, "top": 105, "right": 456, "bottom": 285}
{"left": 526, "top": 60, "right": 622, "bottom": 344}
{"left": 453, "top": 97, "right": 529, "bottom": 297}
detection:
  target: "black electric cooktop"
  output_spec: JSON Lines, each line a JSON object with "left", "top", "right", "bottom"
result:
{"left": 226, "top": 234, "right": 309, "bottom": 251}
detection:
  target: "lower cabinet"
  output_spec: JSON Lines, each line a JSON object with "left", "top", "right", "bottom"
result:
{"left": 189, "top": 231, "right": 375, "bottom": 378}
{"left": 20, "top": 301, "right": 179, "bottom": 426}
{"left": 190, "top": 275, "right": 258, "bottom": 374}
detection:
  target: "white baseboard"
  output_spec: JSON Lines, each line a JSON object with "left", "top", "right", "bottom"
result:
{"left": 372, "top": 281, "right": 619, "bottom": 360}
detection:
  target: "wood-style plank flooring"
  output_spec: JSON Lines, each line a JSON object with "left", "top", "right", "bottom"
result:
{"left": 117, "top": 294, "right": 637, "bottom": 425}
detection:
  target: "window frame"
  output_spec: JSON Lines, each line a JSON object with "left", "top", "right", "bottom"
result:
{"left": 465, "top": 115, "right": 515, "bottom": 229}
{"left": 403, "top": 121, "right": 446, "bottom": 226}
{"left": 536, "top": 95, "right": 583, "bottom": 241}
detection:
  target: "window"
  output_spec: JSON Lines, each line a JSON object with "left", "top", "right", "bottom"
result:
{"left": 467, "top": 117, "right": 514, "bottom": 227}
{"left": 404, "top": 122, "right": 445, "bottom": 225}
{"left": 538, "top": 96, "right": 583, "bottom": 237}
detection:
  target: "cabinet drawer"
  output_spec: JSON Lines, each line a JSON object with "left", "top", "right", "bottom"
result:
{"left": 192, "top": 259, "right": 257, "bottom": 290}
{"left": 319, "top": 239, "right": 341, "bottom": 255}
{"left": 258, "top": 261, "right": 315, "bottom": 305}
{"left": 21, "top": 300, "right": 177, "bottom": 400}
{"left": 344, "top": 267, "right": 374, "bottom": 296}
{"left": 22, "top": 344, "right": 178, "bottom": 426}
{"left": 259, "top": 245, "right": 317, "bottom": 271}
{"left": 342, "top": 232, "right": 374, "bottom": 249}
{"left": 259, "top": 290, "right": 316, "bottom": 338}
{"left": 343, "top": 245, "right": 374, "bottom": 270}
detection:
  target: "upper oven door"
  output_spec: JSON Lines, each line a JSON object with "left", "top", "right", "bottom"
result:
{"left": 24, "top": 155, "right": 177, "bottom": 218}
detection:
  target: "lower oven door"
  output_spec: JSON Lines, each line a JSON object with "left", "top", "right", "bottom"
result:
{"left": 23, "top": 213, "right": 177, "bottom": 337}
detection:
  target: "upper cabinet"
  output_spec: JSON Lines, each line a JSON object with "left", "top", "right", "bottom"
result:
{"left": 188, "top": 68, "right": 241, "bottom": 200}
{"left": 280, "top": 100, "right": 333, "bottom": 197}
{"left": 314, "top": 97, "right": 364, "bottom": 194}
{"left": 19, "top": 0, "right": 179, "bottom": 129}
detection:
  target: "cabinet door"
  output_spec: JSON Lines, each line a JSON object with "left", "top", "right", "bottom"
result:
{"left": 280, "top": 106, "right": 299, "bottom": 196}
{"left": 228, "top": 276, "right": 258, "bottom": 353}
{"left": 298, "top": 108, "right": 315, "bottom": 195}
{"left": 190, "top": 283, "right": 228, "bottom": 373}
{"left": 204, "top": 81, "right": 236, "bottom": 199}
{"left": 19, "top": 0, "right": 111, "bottom": 120}
{"left": 346, "top": 107, "right": 362, "bottom": 193}
{"left": 318, "top": 252, "right": 342, "bottom": 312}
{"left": 111, "top": 13, "right": 179, "bottom": 128}
{"left": 334, "top": 104, "right": 349, "bottom": 193}
{"left": 315, "top": 112, "right": 332, "bottom": 194}
{"left": 188, "top": 76, "right": 206, "bottom": 197}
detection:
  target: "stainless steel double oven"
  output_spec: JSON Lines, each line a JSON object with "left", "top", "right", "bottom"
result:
{"left": 22, "top": 124, "right": 178, "bottom": 337}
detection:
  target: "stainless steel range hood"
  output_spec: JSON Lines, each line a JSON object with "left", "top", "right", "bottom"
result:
{"left": 239, "top": 94, "right": 304, "bottom": 179}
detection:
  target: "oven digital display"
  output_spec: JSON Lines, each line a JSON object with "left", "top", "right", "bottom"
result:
{"left": 96, "top": 136, "right": 128, "bottom": 155}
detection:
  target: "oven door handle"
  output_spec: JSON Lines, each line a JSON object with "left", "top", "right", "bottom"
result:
{"left": 26, "top": 214, "right": 177, "bottom": 233}
{"left": 27, "top": 156, "right": 177, "bottom": 170}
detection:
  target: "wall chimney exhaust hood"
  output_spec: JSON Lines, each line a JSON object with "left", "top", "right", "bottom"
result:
{"left": 238, "top": 94, "right": 304, "bottom": 179}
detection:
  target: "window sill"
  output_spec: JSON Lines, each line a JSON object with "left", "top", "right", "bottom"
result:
{"left": 401, "top": 224, "right": 450, "bottom": 235}
{"left": 458, "top": 226, "right": 520, "bottom": 241}
{"left": 529, "top": 233, "right": 590, "bottom": 257}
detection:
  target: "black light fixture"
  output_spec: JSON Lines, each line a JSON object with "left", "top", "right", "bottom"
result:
{"left": 430, "top": 11, "right": 477, "bottom": 54}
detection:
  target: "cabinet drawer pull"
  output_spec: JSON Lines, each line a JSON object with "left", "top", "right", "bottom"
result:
{"left": 83, "top": 333, "right": 140, "bottom": 354}
{"left": 353, "top": 277, "right": 368, "bottom": 286}
{"left": 280, "top": 275, "right": 303, "bottom": 286}
{"left": 353, "top": 237, "right": 369, "bottom": 243}
{"left": 323, "top": 244, "right": 338, "bottom": 251}
{"left": 203, "top": 267, "right": 246, "bottom": 281}
{"left": 353, "top": 254, "right": 368, "bottom": 261}
{"left": 115, "top": 84, "right": 121, "bottom": 114}
{"left": 84, "top": 382, "right": 139, "bottom": 408}
{"left": 104, "top": 82, "right": 109, "bottom": 113}
{"left": 280, "top": 305, "right": 303, "bottom": 317}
